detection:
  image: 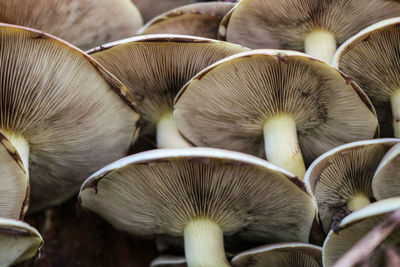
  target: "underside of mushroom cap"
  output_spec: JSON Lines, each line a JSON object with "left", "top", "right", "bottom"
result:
{"left": 333, "top": 17, "right": 400, "bottom": 137}
{"left": 151, "top": 256, "right": 186, "bottom": 267}
{"left": 0, "top": 0, "right": 143, "bottom": 50}
{"left": 80, "top": 148, "right": 315, "bottom": 244}
{"left": 373, "top": 143, "right": 400, "bottom": 200}
{"left": 220, "top": 0, "right": 400, "bottom": 51}
{"left": 132, "top": 0, "right": 192, "bottom": 22}
{"left": 0, "top": 23, "right": 139, "bottom": 212}
{"left": 89, "top": 34, "right": 248, "bottom": 137}
{"left": 231, "top": 242, "right": 322, "bottom": 267}
{"left": 0, "top": 131, "right": 28, "bottom": 220}
{"left": 174, "top": 49, "right": 378, "bottom": 164}
{"left": 0, "top": 217, "right": 43, "bottom": 266}
{"left": 305, "top": 139, "right": 399, "bottom": 233}
{"left": 138, "top": 2, "right": 235, "bottom": 39}
{"left": 323, "top": 197, "right": 400, "bottom": 267}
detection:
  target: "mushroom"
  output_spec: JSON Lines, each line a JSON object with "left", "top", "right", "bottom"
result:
{"left": 0, "top": 23, "right": 139, "bottom": 212}
{"left": 138, "top": 2, "right": 235, "bottom": 39}
{"left": 304, "top": 139, "right": 399, "bottom": 234}
{"left": 174, "top": 49, "right": 378, "bottom": 178}
{"left": 88, "top": 34, "right": 248, "bottom": 149}
{"left": 0, "top": 218, "right": 43, "bottom": 267}
{"left": 132, "top": 0, "right": 193, "bottom": 22}
{"left": 219, "top": 0, "right": 400, "bottom": 63}
{"left": 333, "top": 17, "right": 400, "bottom": 138}
{"left": 79, "top": 148, "right": 316, "bottom": 267}
{"left": 0, "top": 0, "right": 143, "bottom": 50}
{"left": 231, "top": 242, "right": 322, "bottom": 267}
{"left": 323, "top": 197, "right": 400, "bottom": 267}
{"left": 0, "top": 130, "right": 29, "bottom": 220}
{"left": 151, "top": 256, "right": 186, "bottom": 267}
{"left": 373, "top": 143, "right": 400, "bottom": 200}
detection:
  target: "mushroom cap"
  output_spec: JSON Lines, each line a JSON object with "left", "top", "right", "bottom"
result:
{"left": 138, "top": 2, "right": 235, "bottom": 39}
{"left": 0, "top": 0, "right": 143, "bottom": 50}
{"left": 323, "top": 197, "right": 400, "bottom": 267}
{"left": 0, "top": 131, "right": 28, "bottom": 220}
{"left": 231, "top": 242, "right": 322, "bottom": 267}
{"left": 132, "top": 0, "right": 193, "bottom": 22}
{"left": 304, "top": 139, "right": 400, "bottom": 233}
{"left": 373, "top": 143, "right": 400, "bottom": 200}
{"left": 174, "top": 49, "right": 378, "bottom": 163}
{"left": 151, "top": 256, "right": 186, "bottom": 267}
{"left": 0, "top": 217, "right": 43, "bottom": 266}
{"left": 0, "top": 23, "right": 139, "bottom": 212}
{"left": 89, "top": 34, "right": 248, "bottom": 136}
{"left": 219, "top": 0, "right": 400, "bottom": 50}
{"left": 333, "top": 17, "right": 400, "bottom": 137}
{"left": 80, "top": 147, "right": 316, "bottom": 245}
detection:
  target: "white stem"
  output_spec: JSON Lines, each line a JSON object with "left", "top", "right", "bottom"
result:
{"left": 304, "top": 29, "right": 336, "bottom": 64}
{"left": 263, "top": 115, "right": 306, "bottom": 179}
{"left": 347, "top": 192, "right": 370, "bottom": 211}
{"left": 156, "top": 113, "right": 192, "bottom": 148}
{"left": 184, "top": 219, "right": 230, "bottom": 267}
{"left": 3, "top": 131, "right": 29, "bottom": 178}
{"left": 391, "top": 90, "right": 400, "bottom": 138}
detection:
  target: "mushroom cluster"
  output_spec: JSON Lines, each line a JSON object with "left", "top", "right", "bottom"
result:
{"left": 2, "top": 0, "right": 400, "bottom": 266}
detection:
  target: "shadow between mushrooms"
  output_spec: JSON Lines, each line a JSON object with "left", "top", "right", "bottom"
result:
{"left": 79, "top": 148, "right": 316, "bottom": 267}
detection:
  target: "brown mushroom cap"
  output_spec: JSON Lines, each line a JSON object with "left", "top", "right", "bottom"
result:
{"left": 0, "top": 23, "right": 139, "bottom": 212}
{"left": 132, "top": 0, "right": 193, "bottom": 22}
{"left": 0, "top": 218, "right": 43, "bottom": 266}
{"left": 80, "top": 147, "right": 315, "bottom": 245}
{"left": 231, "top": 242, "right": 322, "bottom": 267}
{"left": 0, "top": 131, "right": 28, "bottom": 220}
{"left": 174, "top": 49, "right": 378, "bottom": 169}
{"left": 305, "top": 139, "right": 400, "bottom": 233}
{"left": 323, "top": 197, "right": 400, "bottom": 267}
{"left": 0, "top": 0, "right": 143, "bottom": 51}
{"left": 373, "top": 143, "right": 400, "bottom": 200}
{"left": 220, "top": 0, "right": 400, "bottom": 59}
{"left": 89, "top": 34, "right": 248, "bottom": 139}
{"left": 333, "top": 17, "right": 400, "bottom": 137}
{"left": 151, "top": 256, "right": 186, "bottom": 267}
{"left": 138, "top": 2, "right": 235, "bottom": 39}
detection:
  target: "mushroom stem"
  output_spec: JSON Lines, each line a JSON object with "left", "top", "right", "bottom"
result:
{"left": 2, "top": 131, "right": 29, "bottom": 177}
{"left": 304, "top": 29, "right": 336, "bottom": 63}
{"left": 347, "top": 192, "right": 370, "bottom": 211}
{"left": 391, "top": 90, "right": 400, "bottom": 138}
{"left": 263, "top": 115, "right": 306, "bottom": 179}
{"left": 184, "top": 219, "right": 230, "bottom": 267}
{"left": 157, "top": 112, "right": 191, "bottom": 148}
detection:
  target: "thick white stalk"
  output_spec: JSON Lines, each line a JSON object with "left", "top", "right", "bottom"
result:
{"left": 391, "top": 90, "right": 400, "bottom": 138}
{"left": 3, "top": 131, "right": 29, "bottom": 177}
{"left": 347, "top": 192, "right": 370, "bottom": 211}
{"left": 263, "top": 115, "right": 306, "bottom": 179}
{"left": 304, "top": 29, "right": 336, "bottom": 64}
{"left": 184, "top": 219, "right": 230, "bottom": 267}
{"left": 157, "top": 113, "right": 191, "bottom": 148}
